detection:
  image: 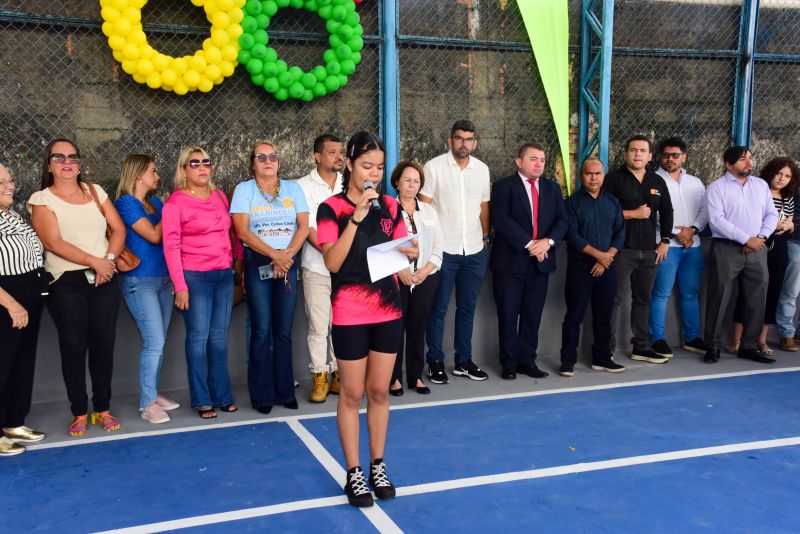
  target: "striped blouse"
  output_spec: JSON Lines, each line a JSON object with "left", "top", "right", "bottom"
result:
{"left": 773, "top": 196, "right": 795, "bottom": 222}
{"left": 0, "top": 208, "right": 44, "bottom": 276}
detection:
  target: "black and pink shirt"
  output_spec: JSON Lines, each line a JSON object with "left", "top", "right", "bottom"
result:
{"left": 317, "top": 193, "right": 407, "bottom": 326}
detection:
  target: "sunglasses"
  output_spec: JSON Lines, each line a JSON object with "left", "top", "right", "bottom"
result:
{"left": 661, "top": 152, "right": 684, "bottom": 160}
{"left": 255, "top": 153, "right": 279, "bottom": 163}
{"left": 50, "top": 153, "right": 81, "bottom": 164}
{"left": 187, "top": 159, "right": 213, "bottom": 169}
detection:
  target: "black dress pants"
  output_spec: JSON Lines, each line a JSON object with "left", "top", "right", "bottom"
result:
{"left": 394, "top": 272, "right": 440, "bottom": 388}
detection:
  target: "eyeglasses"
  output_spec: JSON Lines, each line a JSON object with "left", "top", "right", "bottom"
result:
{"left": 49, "top": 153, "right": 81, "bottom": 164}
{"left": 661, "top": 152, "right": 684, "bottom": 160}
{"left": 187, "top": 159, "right": 213, "bottom": 169}
{"left": 451, "top": 135, "right": 476, "bottom": 144}
{"left": 255, "top": 153, "right": 280, "bottom": 163}
{"left": 0, "top": 179, "right": 14, "bottom": 188}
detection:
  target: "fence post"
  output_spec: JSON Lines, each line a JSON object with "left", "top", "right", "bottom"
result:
{"left": 733, "top": 0, "right": 760, "bottom": 147}
{"left": 577, "top": 0, "right": 615, "bottom": 178}
{"left": 382, "top": 0, "right": 399, "bottom": 195}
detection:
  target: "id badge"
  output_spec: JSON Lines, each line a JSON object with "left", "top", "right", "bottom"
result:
{"left": 84, "top": 269, "right": 96, "bottom": 285}
{"left": 258, "top": 264, "right": 275, "bottom": 280}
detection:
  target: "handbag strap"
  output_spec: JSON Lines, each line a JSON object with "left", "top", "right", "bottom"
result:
{"left": 84, "top": 181, "right": 105, "bottom": 217}
{"left": 213, "top": 188, "right": 238, "bottom": 265}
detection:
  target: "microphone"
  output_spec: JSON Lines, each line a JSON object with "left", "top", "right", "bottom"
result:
{"left": 362, "top": 182, "right": 381, "bottom": 211}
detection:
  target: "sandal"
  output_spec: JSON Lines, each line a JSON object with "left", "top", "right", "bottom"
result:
{"left": 91, "top": 411, "right": 121, "bottom": 432}
{"left": 759, "top": 344, "right": 774, "bottom": 355}
{"left": 197, "top": 407, "right": 217, "bottom": 419}
{"left": 217, "top": 404, "right": 237, "bottom": 413}
{"left": 68, "top": 415, "right": 88, "bottom": 437}
{"left": 725, "top": 342, "right": 739, "bottom": 355}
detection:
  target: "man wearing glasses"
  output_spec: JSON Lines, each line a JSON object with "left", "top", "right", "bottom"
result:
{"left": 648, "top": 137, "right": 710, "bottom": 358}
{"left": 418, "top": 120, "right": 491, "bottom": 384}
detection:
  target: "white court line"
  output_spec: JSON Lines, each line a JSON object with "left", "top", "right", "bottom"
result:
{"left": 287, "top": 419, "right": 403, "bottom": 534}
{"left": 97, "top": 435, "right": 800, "bottom": 533}
{"left": 29, "top": 366, "right": 800, "bottom": 451}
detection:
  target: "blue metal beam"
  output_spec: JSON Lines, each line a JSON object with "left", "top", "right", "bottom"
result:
{"left": 733, "top": 0, "right": 760, "bottom": 147}
{"left": 381, "top": 0, "right": 399, "bottom": 195}
{"left": 578, "top": 0, "right": 615, "bottom": 176}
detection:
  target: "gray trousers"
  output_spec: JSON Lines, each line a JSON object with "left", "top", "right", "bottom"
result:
{"left": 610, "top": 248, "right": 659, "bottom": 353}
{"left": 704, "top": 240, "right": 768, "bottom": 350}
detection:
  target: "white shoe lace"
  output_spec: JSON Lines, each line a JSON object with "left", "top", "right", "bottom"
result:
{"left": 370, "top": 462, "right": 392, "bottom": 487}
{"left": 349, "top": 469, "right": 371, "bottom": 496}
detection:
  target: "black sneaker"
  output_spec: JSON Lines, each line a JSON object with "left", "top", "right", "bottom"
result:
{"left": 682, "top": 338, "right": 710, "bottom": 355}
{"left": 369, "top": 459, "right": 396, "bottom": 500}
{"left": 344, "top": 466, "right": 374, "bottom": 507}
{"left": 453, "top": 360, "right": 489, "bottom": 381}
{"left": 427, "top": 361, "right": 449, "bottom": 384}
{"left": 591, "top": 358, "right": 626, "bottom": 373}
{"left": 558, "top": 363, "right": 574, "bottom": 377}
{"left": 737, "top": 348, "right": 776, "bottom": 364}
{"left": 651, "top": 339, "right": 673, "bottom": 358}
{"left": 630, "top": 348, "right": 669, "bottom": 364}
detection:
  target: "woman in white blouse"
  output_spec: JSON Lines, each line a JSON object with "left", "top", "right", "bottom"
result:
{"left": 390, "top": 161, "right": 444, "bottom": 395}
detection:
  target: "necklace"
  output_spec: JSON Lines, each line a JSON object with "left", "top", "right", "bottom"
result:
{"left": 256, "top": 178, "right": 280, "bottom": 204}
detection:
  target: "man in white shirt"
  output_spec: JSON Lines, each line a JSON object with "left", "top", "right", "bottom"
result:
{"left": 648, "top": 137, "right": 710, "bottom": 358}
{"left": 418, "top": 120, "right": 491, "bottom": 384}
{"left": 298, "top": 134, "right": 344, "bottom": 402}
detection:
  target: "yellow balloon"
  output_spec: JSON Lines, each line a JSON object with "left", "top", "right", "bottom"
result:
{"left": 102, "top": 21, "right": 115, "bottom": 38}
{"left": 172, "top": 57, "right": 188, "bottom": 74}
{"left": 122, "top": 7, "right": 141, "bottom": 23}
{"left": 129, "top": 0, "right": 146, "bottom": 8}
{"left": 130, "top": 30, "right": 147, "bottom": 45}
{"left": 174, "top": 80, "right": 189, "bottom": 95}
{"left": 111, "top": 0, "right": 127, "bottom": 11}
{"left": 121, "top": 60, "right": 138, "bottom": 75}
{"left": 139, "top": 46, "right": 155, "bottom": 60}
{"left": 113, "top": 50, "right": 125, "bottom": 63}
{"left": 210, "top": 29, "right": 229, "bottom": 47}
{"left": 226, "top": 24, "right": 243, "bottom": 40}
{"left": 198, "top": 78, "right": 215, "bottom": 93}
{"left": 204, "top": 46, "right": 223, "bottom": 64}
{"left": 99, "top": 0, "right": 115, "bottom": 8}
{"left": 211, "top": 12, "right": 230, "bottom": 27}
{"left": 217, "top": 0, "right": 234, "bottom": 11}
{"left": 183, "top": 70, "right": 201, "bottom": 88}
{"left": 152, "top": 54, "right": 169, "bottom": 71}
{"left": 229, "top": 7, "right": 244, "bottom": 24}
{"left": 205, "top": 64, "right": 222, "bottom": 80}
{"left": 221, "top": 44, "right": 238, "bottom": 62}
{"left": 123, "top": 43, "right": 139, "bottom": 61}
{"left": 189, "top": 55, "right": 207, "bottom": 72}
{"left": 137, "top": 58, "right": 154, "bottom": 76}
{"left": 100, "top": 7, "right": 120, "bottom": 22}
{"left": 146, "top": 72, "right": 162, "bottom": 89}
{"left": 220, "top": 61, "right": 235, "bottom": 76}
{"left": 190, "top": 0, "right": 204, "bottom": 6}
{"left": 108, "top": 35, "right": 126, "bottom": 50}
{"left": 204, "top": 0, "right": 221, "bottom": 16}
{"left": 113, "top": 18, "right": 133, "bottom": 36}
{"left": 133, "top": 73, "right": 147, "bottom": 84}
{"left": 161, "top": 69, "right": 178, "bottom": 86}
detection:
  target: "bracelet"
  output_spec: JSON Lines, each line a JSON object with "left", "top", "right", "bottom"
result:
{"left": 349, "top": 216, "right": 362, "bottom": 227}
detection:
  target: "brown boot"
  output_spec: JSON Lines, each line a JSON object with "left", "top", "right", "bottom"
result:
{"left": 329, "top": 370, "right": 341, "bottom": 395}
{"left": 309, "top": 371, "right": 329, "bottom": 403}
{"left": 780, "top": 337, "right": 798, "bottom": 352}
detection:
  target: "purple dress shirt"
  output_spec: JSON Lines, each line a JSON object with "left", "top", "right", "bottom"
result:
{"left": 705, "top": 172, "right": 778, "bottom": 244}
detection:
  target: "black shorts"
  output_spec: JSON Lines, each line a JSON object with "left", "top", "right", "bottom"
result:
{"left": 331, "top": 318, "right": 403, "bottom": 361}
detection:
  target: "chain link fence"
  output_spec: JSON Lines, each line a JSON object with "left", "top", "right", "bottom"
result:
{"left": 0, "top": 0, "right": 381, "bottom": 211}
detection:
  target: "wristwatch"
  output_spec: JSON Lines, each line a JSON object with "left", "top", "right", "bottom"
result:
{"left": 660, "top": 238, "right": 671, "bottom": 245}
{"left": 757, "top": 234, "right": 768, "bottom": 240}
{"left": 547, "top": 238, "right": 555, "bottom": 247}
{"left": 106, "top": 253, "right": 116, "bottom": 262}
{"left": 690, "top": 225, "right": 700, "bottom": 235}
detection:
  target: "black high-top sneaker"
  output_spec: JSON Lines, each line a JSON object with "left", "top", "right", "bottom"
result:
{"left": 344, "top": 466, "right": 374, "bottom": 507}
{"left": 369, "top": 458, "right": 396, "bottom": 500}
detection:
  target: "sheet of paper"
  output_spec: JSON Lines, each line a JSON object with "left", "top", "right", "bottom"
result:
{"left": 367, "top": 234, "right": 418, "bottom": 283}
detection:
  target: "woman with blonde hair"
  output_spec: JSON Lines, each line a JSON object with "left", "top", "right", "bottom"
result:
{"left": 162, "top": 146, "right": 236, "bottom": 419}
{"left": 115, "top": 154, "right": 179, "bottom": 424}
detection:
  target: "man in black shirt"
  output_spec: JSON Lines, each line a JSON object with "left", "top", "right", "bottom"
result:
{"left": 602, "top": 135, "right": 674, "bottom": 364}
{"left": 559, "top": 159, "right": 626, "bottom": 377}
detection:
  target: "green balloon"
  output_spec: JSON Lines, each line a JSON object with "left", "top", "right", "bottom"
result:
{"left": 262, "top": 0, "right": 278, "bottom": 16}
{"left": 251, "top": 73, "right": 265, "bottom": 86}
{"left": 331, "top": 5, "right": 346, "bottom": 21}
{"left": 302, "top": 90, "right": 314, "bottom": 102}
{"left": 276, "top": 0, "right": 290, "bottom": 6}
{"left": 312, "top": 65, "right": 327, "bottom": 81}
{"left": 254, "top": 31, "right": 268, "bottom": 45}
{"left": 338, "top": 24, "right": 353, "bottom": 41}
{"left": 245, "top": 0, "right": 262, "bottom": 16}
{"left": 301, "top": 72, "right": 316, "bottom": 89}
{"left": 275, "top": 88, "right": 289, "bottom": 101}
{"left": 275, "top": 59, "right": 288, "bottom": 73}
{"left": 318, "top": 5, "right": 333, "bottom": 19}
{"left": 288, "top": 82, "right": 305, "bottom": 99}
{"left": 326, "top": 19, "right": 341, "bottom": 34}
{"left": 353, "top": 24, "right": 363, "bottom": 37}
{"left": 329, "top": 34, "right": 343, "bottom": 48}
{"left": 264, "top": 48, "right": 278, "bottom": 62}
{"left": 340, "top": 59, "right": 355, "bottom": 75}
{"left": 256, "top": 13, "right": 270, "bottom": 28}
{"left": 238, "top": 49, "right": 252, "bottom": 64}
{"left": 239, "top": 33, "right": 255, "bottom": 50}
{"left": 326, "top": 61, "right": 341, "bottom": 75}
{"left": 345, "top": 11, "right": 359, "bottom": 26}
{"left": 278, "top": 71, "right": 294, "bottom": 87}
{"left": 331, "top": 0, "right": 346, "bottom": 7}
{"left": 312, "top": 82, "right": 327, "bottom": 97}
{"left": 337, "top": 73, "right": 347, "bottom": 87}
{"left": 322, "top": 49, "right": 337, "bottom": 64}
{"left": 262, "top": 61, "right": 278, "bottom": 77}
{"left": 264, "top": 77, "right": 280, "bottom": 93}
{"left": 305, "top": 1, "right": 318, "bottom": 12}
{"left": 317, "top": 0, "right": 331, "bottom": 5}
{"left": 288, "top": 65, "right": 303, "bottom": 80}
{"left": 352, "top": 51, "right": 362, "bottom": 64}
{"left": 323, "top": 75, "right": 340, "bottom": 92}
{"left": 290, "top": 0, "right": 304, "bottom": 8}
{"left": 241, "top": 15, "right": 258, "bottom": 33}
{"left": 335, "top": 44, "right": 351, "bottom": 60}
{"left": 246, "top": 58, "right": 263, "bottom": 75}
{"left": 348, "top": 36, "right": 364, "bottom": 52}
{"left": 251, "top": 43, "right": 268, "bottom": 59}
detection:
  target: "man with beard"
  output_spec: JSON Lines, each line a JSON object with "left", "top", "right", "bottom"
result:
{"left": 298, "top": 134, "right": 345, "bottom": 402}
{"left": 702, "top": 146, "right": 778, "bottom": 364}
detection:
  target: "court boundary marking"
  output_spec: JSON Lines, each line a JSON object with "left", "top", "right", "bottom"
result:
{"left": 96, "top": 435, "right": 800, "bottom": 533}
{"left": 29, "top": 366, "right": 800, "bottom": 452}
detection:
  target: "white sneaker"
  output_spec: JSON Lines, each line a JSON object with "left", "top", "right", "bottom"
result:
{"left": 140, "top": 404, "right": 170, "bottom": 424}
{"left": 156, "top": 395, "right": 180, "bottom": 411}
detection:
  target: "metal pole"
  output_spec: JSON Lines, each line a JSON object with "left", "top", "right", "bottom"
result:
{"left": 381, "top": 0, "right": 399, "bottom": 195}
{"left": 597, "top": 0, "right": 614, "bottom": 167}
{"left": 734, "top": 0, "right": 760, "bottom": 147}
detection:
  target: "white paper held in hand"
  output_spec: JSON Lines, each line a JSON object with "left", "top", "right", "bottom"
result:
{"left": 367, "top": 233, "right": 418, "bottom": 282}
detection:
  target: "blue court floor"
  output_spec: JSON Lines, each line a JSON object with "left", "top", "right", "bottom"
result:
{"left": 3, "top": 369, "right": 800, "bottom": 533}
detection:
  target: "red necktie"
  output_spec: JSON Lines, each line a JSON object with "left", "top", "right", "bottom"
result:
{"left": 527, "top": 178, "right": 539, "bottom": 240}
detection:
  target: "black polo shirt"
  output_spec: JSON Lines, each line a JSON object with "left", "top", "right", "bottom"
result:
{"left": 602, "top": 167, "right": 673, "bottom": 250}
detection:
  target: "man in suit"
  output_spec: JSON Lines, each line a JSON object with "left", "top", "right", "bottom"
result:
{"left": 490, "top": 142, "right": 568, "bottom": 380}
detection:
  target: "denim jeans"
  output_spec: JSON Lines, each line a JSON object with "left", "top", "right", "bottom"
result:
{"left": 181, "top": 269, "right": 234, "bottom": 409}
{"left": 121, "top": 275, "right": 173, "bottom": 410}
{"left": 648, "top": 246, "right": 704, "bottom": 342}
{"left": 426, "top": 248, "right": 489, "bottom": 365}
{"left": 775, "top": 240, "right": 800, "bottom": 338}
{"left": 244, "top": 252, "right": 298, "bottom": 408}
